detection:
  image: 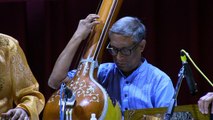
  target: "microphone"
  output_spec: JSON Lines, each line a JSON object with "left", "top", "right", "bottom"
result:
{"left": 180, "top": 50, "right": 198, "bottom": 95}
{"left": 65, "top": 87, "right": 73, "bottom": 98}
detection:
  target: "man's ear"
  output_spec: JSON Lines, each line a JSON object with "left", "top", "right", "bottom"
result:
{"left": 139, "top": 39, "right": 146, "bottom": 52}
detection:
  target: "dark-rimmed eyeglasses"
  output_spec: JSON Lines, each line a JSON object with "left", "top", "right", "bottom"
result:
{"left": 106, "top": 42, "right": 139, "bottom": 56}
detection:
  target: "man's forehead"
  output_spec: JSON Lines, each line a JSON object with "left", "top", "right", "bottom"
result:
{"left": 109, "top": 41, "right": 136, "bottom": 49}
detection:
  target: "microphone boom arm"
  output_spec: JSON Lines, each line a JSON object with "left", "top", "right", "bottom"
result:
{"left": 164, "top": 66, "right": 185, "bottom": 120}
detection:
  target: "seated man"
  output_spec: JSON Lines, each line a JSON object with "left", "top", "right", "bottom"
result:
{"left": 48, "top": 14, "right": 175, "bottom": 115}
{"left": 0, "top": 33, "right": 45, "bottom": 120}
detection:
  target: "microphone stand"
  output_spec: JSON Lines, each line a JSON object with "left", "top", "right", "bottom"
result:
{"left": 59, "top": 83, "right": 76, "bottom": 120}
{"left": 164, "top": 66, "right": 185, "bottom": 120}
{"left": 60, "top": 83, "right": 66, "bottom": 120}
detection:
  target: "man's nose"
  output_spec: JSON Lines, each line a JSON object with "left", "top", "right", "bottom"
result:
{"left": 116, "top": 51, "right": 125, "bottom": 59}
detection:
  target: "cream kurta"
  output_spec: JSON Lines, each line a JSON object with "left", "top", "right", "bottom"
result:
{"left": 0, "top": 33, "right": 45, "bottom": 120}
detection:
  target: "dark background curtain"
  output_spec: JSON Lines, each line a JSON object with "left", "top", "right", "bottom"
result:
{"left": 0, "top": 0, "right": 212, "bottom": 116}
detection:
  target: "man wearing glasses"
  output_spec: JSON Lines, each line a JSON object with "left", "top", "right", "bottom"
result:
{"left": 48, "top": 14, "right": 175, "bottom": 115}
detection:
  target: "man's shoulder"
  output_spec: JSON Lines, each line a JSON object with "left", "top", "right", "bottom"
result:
{"left": 144, "top": 61, "right": 170, "bottom": 80}
{"left": 99, "top": 62, "right": 115, "bottom": 69}
{"left": 98, "top": 62, "right": 116, "bottom": 73}
{"left": 0, "top": 33, "right": 18, "bottom": 48}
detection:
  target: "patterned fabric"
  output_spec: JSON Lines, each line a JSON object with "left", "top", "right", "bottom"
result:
{"left": 0, "top": 33, "right": 45, "bottom": 120}
{"left": 68, "top": 59, "right": 175, "bottom": 114}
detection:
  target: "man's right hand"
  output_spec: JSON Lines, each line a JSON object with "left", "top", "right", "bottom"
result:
{"left": 75, "top": 14, "right": 100, "bottom": 40}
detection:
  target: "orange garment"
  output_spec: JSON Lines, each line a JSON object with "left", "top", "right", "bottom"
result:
{"left": 0, "top": 33, "right": 45, "bottom": 120}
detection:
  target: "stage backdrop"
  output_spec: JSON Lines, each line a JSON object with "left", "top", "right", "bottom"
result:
{"left": 0, "top": 0, "right": 212, "bottom": 116}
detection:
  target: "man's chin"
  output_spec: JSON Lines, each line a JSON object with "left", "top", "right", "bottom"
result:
{"left": 117, "top": 66, "right": 128, "bottom": 72}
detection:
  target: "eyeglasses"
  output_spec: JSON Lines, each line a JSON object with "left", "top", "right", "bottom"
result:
{"left": 106, "top": 42, "right": 139, "bottom": 56}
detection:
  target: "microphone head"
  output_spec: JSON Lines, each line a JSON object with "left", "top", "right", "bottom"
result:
{"left": 65, "top": 87, "right": 73, "bottom": 98}
{"left": 180, "top": 50, "right": 187, "bottom": 63}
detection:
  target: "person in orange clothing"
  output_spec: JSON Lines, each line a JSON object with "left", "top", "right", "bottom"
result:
{"left": 0, "top": 33, "right": 45, "bottom": 120}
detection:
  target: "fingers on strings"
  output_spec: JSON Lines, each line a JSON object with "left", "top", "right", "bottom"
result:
{"left": 85, "top": 14, "right": 100, "bottom": 27}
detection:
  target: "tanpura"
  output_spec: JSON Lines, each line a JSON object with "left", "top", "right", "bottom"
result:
{"left": 43, "top": 0, "right": 123, "bottom": 119}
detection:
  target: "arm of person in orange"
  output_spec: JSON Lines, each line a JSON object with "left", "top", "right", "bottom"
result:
{"left": 198, "top": 92, "right": 213, "bottom": 114}
{"left": 0, "top": 33, "right": 45, "bottom": 120}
